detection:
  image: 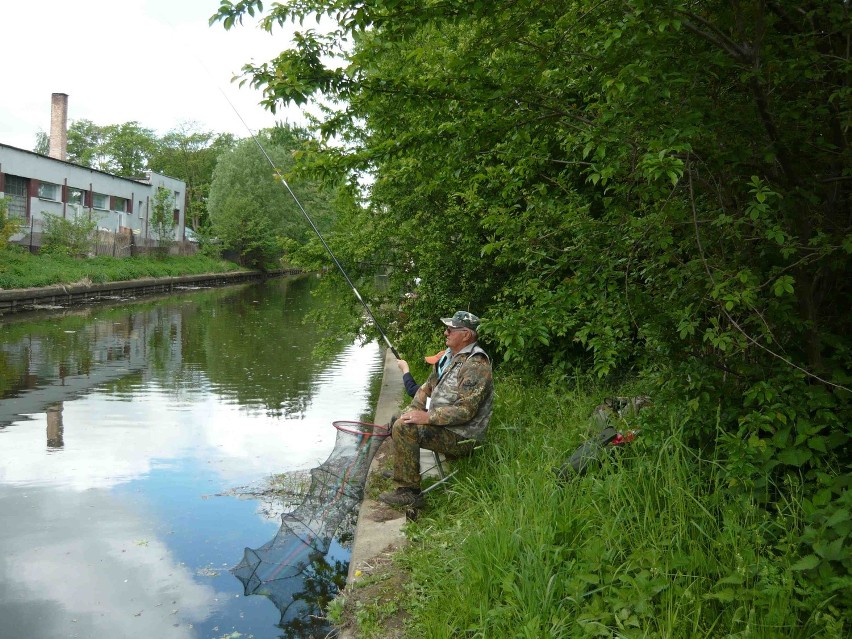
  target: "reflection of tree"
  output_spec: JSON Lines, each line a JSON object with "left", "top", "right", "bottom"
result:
{"left": 0, "top": 274, "right": 360, "bottom": 420}
{"left": 305, "top": 275, "right": 388, "bottom": 361}
{"left": 0, "top": 350, "right": 16, "bottom": 397}
{"left": 0, "top": 313, "right": 99, "bottom": 400}
{"left": 233, "top": 519, "right": 354, "bottom": 639}
{"left": 197, "top": 276, "right": 347, "bottom": 416}
{"left": 101, "top": 371, "right": 146, "bottom": 396}
{"left": 277, "top": 549, "right": 349, "bottom": 639}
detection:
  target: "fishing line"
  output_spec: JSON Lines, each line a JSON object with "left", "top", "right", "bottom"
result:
{"left": 222, "top": 89, "right": 401, "bottom": 359}
{"left": 177, "top": 24, "right": 401, "bottom": 359}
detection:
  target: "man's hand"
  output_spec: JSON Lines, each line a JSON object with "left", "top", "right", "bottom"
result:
{"left": 401, "top": 409, "right": 429, "bottom": 425}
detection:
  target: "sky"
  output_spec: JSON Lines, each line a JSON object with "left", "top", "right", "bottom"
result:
{"left": 0, "top": 0, "right": 315, "bottom": 151}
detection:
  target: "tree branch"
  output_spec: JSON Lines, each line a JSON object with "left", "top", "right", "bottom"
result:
{"left": 677, "top": 10, "right": 752, "bottom": 62}
{"left": 686, "top": 157, "right": 849, "bottom": 392}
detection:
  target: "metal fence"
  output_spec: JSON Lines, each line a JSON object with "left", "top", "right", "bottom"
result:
{"left": 11, "top": 217, "right": 197, "bottom": 257}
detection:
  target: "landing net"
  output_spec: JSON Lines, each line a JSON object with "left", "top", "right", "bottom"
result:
{"left": 232, "top": 421, "right": 389, "bottom": 636}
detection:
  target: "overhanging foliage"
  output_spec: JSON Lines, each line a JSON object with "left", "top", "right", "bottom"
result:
{"left": 213, "top": 0, "right": 850, "bottom": 630}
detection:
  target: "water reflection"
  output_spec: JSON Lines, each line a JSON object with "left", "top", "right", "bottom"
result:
{"left": 0, "top": 276, "right": 354, "bottom": 425}
{"left": 0, "top": 275, "right": 383, "bottom": 638}
{"left": 45, "top": 402, "right": 64, "bottom": 448}
{"left": 234, "top": 421, "right": 388, "bottom": 637}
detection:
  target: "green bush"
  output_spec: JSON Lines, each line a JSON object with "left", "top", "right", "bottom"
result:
{"left": 40, "top": 210, "right": 98, "bottom": 256}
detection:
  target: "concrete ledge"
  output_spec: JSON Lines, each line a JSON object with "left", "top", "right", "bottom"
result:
{"left": 0, "top": 268, "right": 304, "bottom": 315}
{"left": 346, "top": 349, "right": 409, "bottom": 586}
{"left": 340, "top": 350, "right": 445, "bottom": 638}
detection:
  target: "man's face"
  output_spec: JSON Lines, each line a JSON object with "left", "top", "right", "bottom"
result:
{"left": 444, "top": 325, "right": 470, "bottom": 351}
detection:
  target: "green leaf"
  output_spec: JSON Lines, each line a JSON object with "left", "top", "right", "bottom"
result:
{"left": 704, "top": 589, "right": 736, "bottom": 602}
{"left": 790, "top": 554, "right": 820, "bottom": 571}
{"left": 778, "top": 447, "right": 812, "bottom": 466}
{"left": 814, "top": 538, "right": 845, "bottom": 561}
{"left": 825, "top": 509, "right": 849, "bottom": 528}
{"left": 807, "top": 436, "right": 826, "bottom": 452}
{"left": 773, "top": 275, "right": 795, "bottom": 297}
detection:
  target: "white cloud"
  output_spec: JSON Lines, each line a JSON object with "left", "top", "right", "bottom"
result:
{"left": 0, "top": 0, "right": 315, "bottom": 150}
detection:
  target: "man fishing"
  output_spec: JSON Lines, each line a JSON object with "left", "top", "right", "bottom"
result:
{"left": 379, "top": 311, "right": 494, "bottom": 508}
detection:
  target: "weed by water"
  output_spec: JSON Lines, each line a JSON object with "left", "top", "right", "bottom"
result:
{"left": 325, "top": 596, "right": 345, "bottom": 625}
{"left": 352, "top": 598, "right": 402, "bottom": 638}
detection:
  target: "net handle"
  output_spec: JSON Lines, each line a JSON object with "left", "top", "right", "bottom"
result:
{"left": 332, "top": 420, "right": 390, "bottom": 438}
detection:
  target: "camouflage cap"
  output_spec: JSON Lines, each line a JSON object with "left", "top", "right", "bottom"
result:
{"left": 440, "top": 311, "right": 481, "bottom": 332}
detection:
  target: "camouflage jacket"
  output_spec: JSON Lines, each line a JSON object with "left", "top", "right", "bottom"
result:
{"left": 410, "top": 343, "right": 493, "bottom": 441}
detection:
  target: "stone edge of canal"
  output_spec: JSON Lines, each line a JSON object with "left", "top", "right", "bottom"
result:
{"left": 344, "top": 348, "right": 408, "bottom": 574}
{"left": 0, "top": 269, "right": 306, "bottom": 316}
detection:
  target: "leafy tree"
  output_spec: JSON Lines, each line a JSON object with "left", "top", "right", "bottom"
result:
{"left": 66, "top": 119, "right": 109, "bottom": 168}
{"left": 0, "top": 198, "right": 20, "bottom": 250}
{"left": 208, "top": 192, "right": 280, "bottom": 267}
{"left": 207, "top": 123, "right": 339, "bottom": 268}
{"left": 65, "top": 119, "right": 157, "bottom": 175}
{"left": 214, "top": 1, "right": 851, "bottom": 631}
{"left": 148, "top": 121, "right": 237, "bottom": 232}
{"left": 150, "top": 186, "right": 175, "bottom": 255}
{"left": 100, "top": 121, "right": 158, "bottom": 175}
{"left": 33, "top": 131, "right": 49, "bottom": 155}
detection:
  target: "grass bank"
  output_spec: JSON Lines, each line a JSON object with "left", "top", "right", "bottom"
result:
{"left": 335, "top": 375, "right": 845, "bottom": 639}
{"left": 0, "top": 247, "right": 245, "bottom": 290}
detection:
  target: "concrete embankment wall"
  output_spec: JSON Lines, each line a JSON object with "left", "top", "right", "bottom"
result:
{"left": 0, "top": 269, "right": 304, "bottom": 316}
{"left": 348, "top": 350, "right": 408, "bottom": 582}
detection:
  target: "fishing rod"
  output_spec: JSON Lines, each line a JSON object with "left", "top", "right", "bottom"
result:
{"left": 220, "top": 89, "right": 401, "bottom": 360}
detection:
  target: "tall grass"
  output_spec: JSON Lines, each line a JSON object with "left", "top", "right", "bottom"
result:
{"left": 392, "top": 376, "right": 844, "bottom": 639}
{"left": 0, "top": 248, "right": 243, "bottom": 289}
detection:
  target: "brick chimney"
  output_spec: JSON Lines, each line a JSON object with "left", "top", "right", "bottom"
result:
{"left": 49, "top": 93, "right": 69, "bottom": 161}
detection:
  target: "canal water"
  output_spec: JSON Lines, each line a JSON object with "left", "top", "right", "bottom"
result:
{"left": 0, "top": 275, "right": 384, "bottom": 639}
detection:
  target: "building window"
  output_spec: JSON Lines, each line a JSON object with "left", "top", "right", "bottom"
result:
{"left": 38, "top": 181, "right": 60, "bottom": 201}
{"left": 138, "top": 200, "right": 143, "bottom": 217}
{"left": 4, "top": 174, "right": 27, "bottom": 198}
{"left": 3, "top": 174, "right": 28, "bottom": 218}
{"left": 114, "top": 196, "right": 129, "bottom": 213}
{"left": 68, "top": 188, "right": 84, "bottom": 206}
{"left": 92, "top": 192, "right": 109, "bottom": 210}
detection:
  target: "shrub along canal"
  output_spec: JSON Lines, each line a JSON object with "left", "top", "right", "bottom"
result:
{"left": 0, "top": 274, "right": 384, "bottom": 639}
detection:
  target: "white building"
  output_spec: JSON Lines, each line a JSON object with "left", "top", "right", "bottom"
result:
{"left": 0, "top": 94, "right": 187, "bottom": 249}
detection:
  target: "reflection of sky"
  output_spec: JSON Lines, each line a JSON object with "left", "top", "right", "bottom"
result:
{"left": 0, "top": 341, "right": 381, "bottom": 489}
{"left": 0, "top": 485, "right": 219, "bottom": 639}
{"left": 0, "top": 339, "right": 381, "bottom": 638}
